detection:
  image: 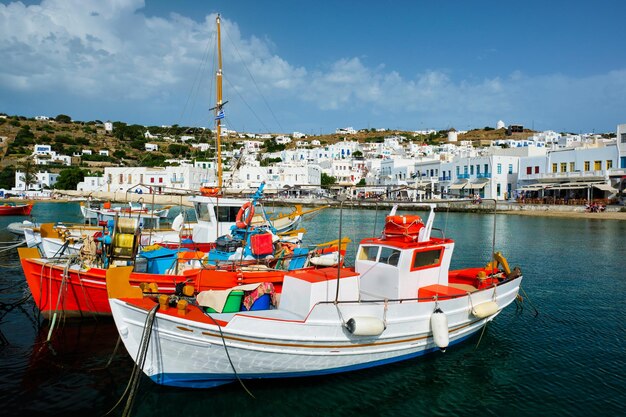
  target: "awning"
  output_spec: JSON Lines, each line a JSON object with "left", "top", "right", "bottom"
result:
{"left": 468, "top": 181, "right": 488, "bottom": 190}
{"left": 449, "top": 182, "right": 468, "bottom": 190}
{"left": 593, "top": 183, "right": 618, "bottom": 193}
{"left": 550, "top": 182, "right": 596, "bottom": 190}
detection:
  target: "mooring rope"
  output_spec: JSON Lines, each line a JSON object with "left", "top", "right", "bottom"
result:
{"left": 0, "top": 240, "right": 26, "bottom": 253}
{"left": 104, "top": 303, "right": 159, "bottom": 417}
{"left": 205, "top": 312, "right": 256, "bottom": 399}
{"left": 518, "top": 285, "right": 540, "bottom": 317}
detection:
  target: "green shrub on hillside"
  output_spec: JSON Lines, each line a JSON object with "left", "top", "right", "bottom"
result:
{"left": 54, "top": 134, "right": 75, "bottom": 145}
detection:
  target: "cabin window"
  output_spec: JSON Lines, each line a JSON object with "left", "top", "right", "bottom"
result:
{"left": 411, "top": 248, "right": 443, "bottom": 271}
{"left": 196, "top": 203, "right": 211, "bottom": 221}
{"left": 214, "top": 206, "right": 240, "bottom": 222}
{"left": 358, "top": 245, "right": 379, "bottom": 261}
{"left": 379, "top": 247, "right": 401, "bottom": 266}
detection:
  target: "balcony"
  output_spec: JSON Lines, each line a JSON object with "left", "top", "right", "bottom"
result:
{"left": 170, "top": 177, "right": 185, "bottom": 183}
{"left": 457, "top": 174, "right": 470, "bottom": 179}
{"left": 476, "top": 173, "right": 491, "bottom": 178}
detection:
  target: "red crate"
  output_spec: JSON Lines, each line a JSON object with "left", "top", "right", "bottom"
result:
{"left": 250, "top": 233, "right": 274, "bottom": 255}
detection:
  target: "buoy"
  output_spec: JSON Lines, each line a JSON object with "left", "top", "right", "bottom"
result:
{"left": 472, "top": 301, "right": 499, "bottom": 318}
{"left": 345, "top": 317, "right": 385, "bottom": 336}
{"left": 431, "top": 308, "right": 449, "bottom": 350}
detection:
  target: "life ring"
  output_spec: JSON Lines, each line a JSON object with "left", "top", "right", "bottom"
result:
{"left": 235, "top": 202, "right": 255, "bottom": 229}
{"left": 200, "top": 187, "right": 220, "bottom": 196}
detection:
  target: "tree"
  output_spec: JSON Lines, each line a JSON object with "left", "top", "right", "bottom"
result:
{"left": 0, "top": 165, "right": 15, "bottom": 189}
{"left": 55, "top": 114, "right": 72, "bottom": 123}
{"left": 357, "top": 178, "right": 366, "bottom": 186}
{"left": 54, "top": 167, "right": 85, "bottom": 190}
{"left": 321, "top": 173, "right": 336, "bottom": 189}
{"left": 17, "top": 158, "right": 37, "bottom": 190}
{"left": 352, "top": 150, "right": 363, "bottom": 159}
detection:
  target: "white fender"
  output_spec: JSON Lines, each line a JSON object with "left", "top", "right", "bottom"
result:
{"left": 171, "top": 213, "right": 185, "bottom": 232}
{"left": 310, "top": 252, "right": 339, "bottom": 266}
{"left": 472, "top": 301, "right": 499, "bottom": 318}
{"left": 345, "top": 317, "right": 385, "bottom": 336}
{"left": 431, "top": 308, "right": 449, "bottom": 349}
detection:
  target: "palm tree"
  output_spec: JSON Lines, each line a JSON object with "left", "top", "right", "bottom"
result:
{"left": 18, "top": 157, "right": 37, "bottom": 190}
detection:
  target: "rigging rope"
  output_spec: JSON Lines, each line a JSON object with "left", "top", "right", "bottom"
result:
{"left": 224, "top": 27, "right": 284, "bottom": 133}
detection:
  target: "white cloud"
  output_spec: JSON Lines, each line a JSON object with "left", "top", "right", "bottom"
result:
{"left": 0, "top": 0, "right": 624, "bottom": 132}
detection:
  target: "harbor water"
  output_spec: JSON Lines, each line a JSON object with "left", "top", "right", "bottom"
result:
{"left": 0, "top": 202, "right": 624, "bottom": 416}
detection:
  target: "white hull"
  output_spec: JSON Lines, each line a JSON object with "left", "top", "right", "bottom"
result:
{"left": 110, "top": 278, "right": 521, "bottom": 388}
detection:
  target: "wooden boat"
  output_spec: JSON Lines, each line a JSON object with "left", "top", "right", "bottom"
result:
{"left": 107, "top": 203, "right": 523, "bottom": 388}
{"left": 18, "top": 218, "right": 346, "bottom": 319}
{"left": 0, "top": 202, "right": 33, "bottom": 216}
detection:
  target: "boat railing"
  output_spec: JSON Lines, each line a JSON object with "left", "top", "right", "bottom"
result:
{"left": 430, "top": 227, "right": 446, "bottom": 240}
{"left": 314, "top": 274, "right": 521, "bottom": 307}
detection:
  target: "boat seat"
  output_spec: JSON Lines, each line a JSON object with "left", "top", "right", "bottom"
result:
{"left": 448, "top": 283, "right": 477, "bottom": 293}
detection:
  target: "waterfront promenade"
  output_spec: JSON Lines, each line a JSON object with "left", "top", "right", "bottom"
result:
{"left": 5, "top": 189, "right": 624, "bottom": 221}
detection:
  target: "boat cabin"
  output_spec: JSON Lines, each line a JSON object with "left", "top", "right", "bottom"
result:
{"left": 355, "top": 237, "right": 454, "bottom": 300}
{"left": 354, "top": 206, "right": 454, "bottom": 300}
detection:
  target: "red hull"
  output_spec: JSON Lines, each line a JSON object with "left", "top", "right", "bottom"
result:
{"left": 0, "top": 203, "right": 33, "bottom": 215}
{"left": 19, "top": 255, "right": 289, "bottom": 318}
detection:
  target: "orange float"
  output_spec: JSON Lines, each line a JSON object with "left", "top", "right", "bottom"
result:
{"left": 235, "top": 202, "right": 255, "bottom": 229}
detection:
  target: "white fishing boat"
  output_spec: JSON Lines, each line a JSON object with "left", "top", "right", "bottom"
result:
{"left": 22, "top": 182, "right": 315, "bottom": 258}
{"left": 107, "top": 202, "right": 523, "bottom": 388}
{"left": 80, "top": 201, "right": 170, "bottom": 226}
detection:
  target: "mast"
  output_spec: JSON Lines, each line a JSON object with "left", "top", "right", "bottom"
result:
{"left": 215, "top": 14, "right": 223, "bottom": 190}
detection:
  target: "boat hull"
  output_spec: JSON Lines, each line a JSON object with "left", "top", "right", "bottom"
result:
{"left": 19, "top": 252, "right": 292, "bottom": 318}
{"left": 109, "top": 277, "right": 521, "bottom": 388}
{"left": 19, "top": 255, "right": 184, "bottom": 318}
{"left": 0, "top": 203, "right": 33, "bottom": 216}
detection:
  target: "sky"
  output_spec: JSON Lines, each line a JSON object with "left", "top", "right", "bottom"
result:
{"left": 1, "top": 0, "right": 625, "bottom": 135}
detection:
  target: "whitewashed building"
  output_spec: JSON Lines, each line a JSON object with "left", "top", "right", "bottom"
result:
{"left": 14, "top": 171, "right": 59, "bottom": 190}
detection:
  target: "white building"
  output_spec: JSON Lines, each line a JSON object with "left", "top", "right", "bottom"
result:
{"left": 31, "top": 144, "right": 72, "bottom": 166}
{"left": 77, "top": 175, "right": 107, "bottom": 192}
{"left": 191, "top": 143, "right": 212, "bottom": 152}
{"left": 104, "top": 121, "right": 113, "bottom": 133}
{"left": 14, "top": 171, "right": 59, "bottom": 190}
{"left": 100, "top": 166, "right": 207, "bottom": 193}
{"left": 335, "top": 127, "right": 357, "bottom": 135}
{"left": 33, "top": 144, "right": 52, "bottom": 155}
{"left": 275, "top": 135, "right": 292, "bottom": 145}
{"left": 145, "top": 143, "right": 159, "bottom": 152}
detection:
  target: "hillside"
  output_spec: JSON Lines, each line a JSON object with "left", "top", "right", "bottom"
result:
{"left": 0, "top": 114, "right": 534, "bottom": 173}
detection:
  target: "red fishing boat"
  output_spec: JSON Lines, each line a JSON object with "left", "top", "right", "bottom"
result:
{"left": 0, "top": 203, "right": 33, "bottom": 215}
{"left": 18, "top": 236, "right": 345, "bottom": 318}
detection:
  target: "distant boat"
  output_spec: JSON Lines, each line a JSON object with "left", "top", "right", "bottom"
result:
{"left": 0, "top": 203, "right": 33, "bottom": 216}
{"left": 7, "top": 220, "right": 39, "bottom": 236}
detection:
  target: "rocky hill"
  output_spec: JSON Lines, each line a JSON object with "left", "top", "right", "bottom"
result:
{"left": 0, "top": 113, "right": 535, "bottom": 172}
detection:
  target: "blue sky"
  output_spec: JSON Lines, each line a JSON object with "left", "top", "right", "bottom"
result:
{"left": 1, "top": 0, "right": 625, "bottom": 134}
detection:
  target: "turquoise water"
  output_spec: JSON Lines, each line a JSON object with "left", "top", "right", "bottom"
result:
{"left": 0, "top": 202, "right": 624, "bottom": 416}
